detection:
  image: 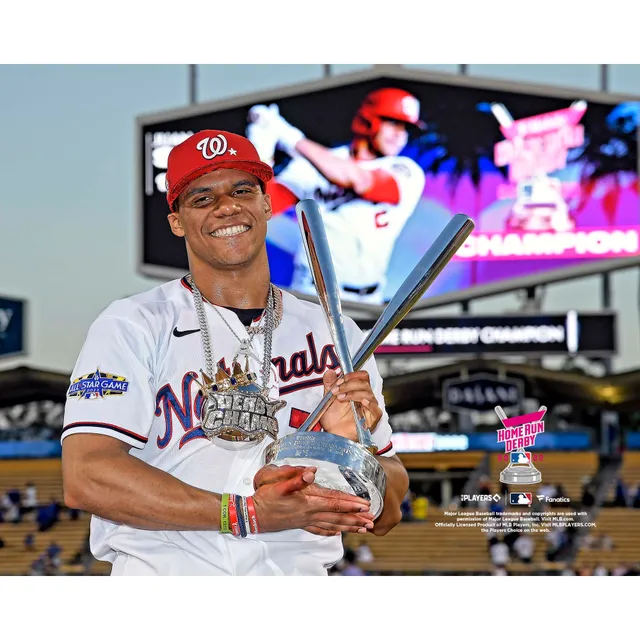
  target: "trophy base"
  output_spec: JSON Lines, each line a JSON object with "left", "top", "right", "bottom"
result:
{"left": 264, "top": 432, "right": 387, "bottom": 519}
{"left": 500, "top": 467, "right": 542, "bottom": 485}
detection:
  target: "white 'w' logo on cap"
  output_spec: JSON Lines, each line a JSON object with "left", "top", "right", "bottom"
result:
{"left": 197, "top": 134, "right": 228, "bottom": 160}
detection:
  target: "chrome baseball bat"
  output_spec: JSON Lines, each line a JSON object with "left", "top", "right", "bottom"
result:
{"left": 298, "top": 211, "right": 475, "bottom": 433}
{"left": 296, "top": 199, "right": 377, "bottom": 451}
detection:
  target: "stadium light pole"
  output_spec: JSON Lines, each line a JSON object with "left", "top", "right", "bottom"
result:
{"left": 598, "top": 64, "right": 613, "bottom": 375}
{"left": 188, "top": 64, "right": 198, "bottom": 105}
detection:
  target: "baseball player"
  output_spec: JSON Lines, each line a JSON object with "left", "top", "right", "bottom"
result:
{"left": 61, "top": 130, "right": 409, "bottom": 576}
{"left": 247, "top": 88, "right": 427, "bottom": 304}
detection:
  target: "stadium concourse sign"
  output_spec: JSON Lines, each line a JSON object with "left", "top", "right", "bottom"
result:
{"left": 0, "top": 296, "right": 25, "bottom": 359}
{"left": 442, "top": 373, "right": 523, "bottom": 414}
{"left": 355, "top": 310, "right": 616, "bottom": 357}
{"left": 136, "top": 66, "right": 640, "bottom": 312}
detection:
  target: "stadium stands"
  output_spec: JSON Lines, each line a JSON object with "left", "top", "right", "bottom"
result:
{"left": 0, "top": 459, "right": 111, "bottom": 575}
{"left": 0, "top": 458, "right": 63, "bottom": 500}
{"left": 344, "top": 506, "right": 569, "bottom": 574}
{"left": 605, "top": 451, "right": 640, "bottom": 503}
{"left": 398, "top": 451, "right": 484, "bottom": 470}
{"left": 0, "top": 451, "right": 635, "bottom": 576}
{"left": 574, "top": 509, "right": 640, "bottom": 571}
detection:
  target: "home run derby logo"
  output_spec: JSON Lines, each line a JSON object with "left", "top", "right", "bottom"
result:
{"left": 197, "top": 134, "right": 234, "bottom": 160}
{"left": 496, "top": 406, "right": 546, "bottom": 452}
{"left": 495, "top": 405, "right": 545, "bottom": 485}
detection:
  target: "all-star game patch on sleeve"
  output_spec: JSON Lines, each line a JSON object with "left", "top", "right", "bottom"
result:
{"left": 343, "top": 316, "right": 395, "bottom": 457}
{"left": 62, "top": 315, "right": 156, "bottom": 450}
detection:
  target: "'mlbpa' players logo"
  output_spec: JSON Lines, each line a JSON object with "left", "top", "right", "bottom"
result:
{"left": 68, "top": 368, "right": 130, "bottom": 400}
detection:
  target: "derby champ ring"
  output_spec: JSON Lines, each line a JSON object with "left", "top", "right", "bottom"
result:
{"left": 264, "top": 199, "right": 475, "bottom": 518}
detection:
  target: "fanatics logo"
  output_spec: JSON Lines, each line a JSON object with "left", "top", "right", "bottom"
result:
{"left": 197, "top": 134, "right": 228, "bottom": 160}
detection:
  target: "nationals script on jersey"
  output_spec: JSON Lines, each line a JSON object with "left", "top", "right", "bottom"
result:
{"left": 61, "top": 278, "right": 394, "bottom": 576}
{"left": 277, "top": 145, "right": 425, "bottom": 298}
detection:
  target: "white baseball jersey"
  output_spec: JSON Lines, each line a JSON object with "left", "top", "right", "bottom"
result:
{"left": 276, "top": 145, "right": 425, "bottom": 300}
{"left": 62, "top": 278, "right": 394, "bottom": 576}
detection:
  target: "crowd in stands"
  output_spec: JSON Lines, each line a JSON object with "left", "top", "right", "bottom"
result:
{"left": 0, "top": 481, "right": 90, "bottom": 575}
{"left": 400, "top": 491, "right": 429, "bottom": 522}
{"left": 608, "top": 479, "right": 640, "bottom": 508}
{"left": 329, "top": 542, "right": 375, "bottom": 576}
{"left": 29, "top": 541, "right": 63, "bottom": 576}
{"left": 2, "top": 471, "right": 638, "bottom": 577}
{"left": 0, "top": 484, "right": 78, "bottom": 530}
{"left": 555, "top": 563, "right": 640, "bottom": 576}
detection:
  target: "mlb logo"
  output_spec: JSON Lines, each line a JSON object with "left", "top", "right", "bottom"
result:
{"left": 510, "top": 452, "right": 531, "bottom": 464}
{"left": 509, "top": 492, "right": 532, "bottom": 506}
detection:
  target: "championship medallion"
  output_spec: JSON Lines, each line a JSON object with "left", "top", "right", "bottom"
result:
{"left": 199, "top": 362, "right": 285, "bottom": 443}
{"left": 188, "top": 275, "right": 286, "bottom": 445}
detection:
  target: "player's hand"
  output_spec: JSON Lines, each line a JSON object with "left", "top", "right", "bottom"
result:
{"left": 319, "top": 370, "right": 383, "bottom": 442}
{"left": 253, "top": 463, "right": 313, "bottom": 491}
{"left": 252, "top": 466, "right": 375, "bottom": 536}
{"left": 248, "top": 103, "right": 304, "bottom": 156}
{"left": 246, "top": 104, "right": 279, "bottom": 165}
{"left": 248, "top": 104, "right": 279, "bottom": 127}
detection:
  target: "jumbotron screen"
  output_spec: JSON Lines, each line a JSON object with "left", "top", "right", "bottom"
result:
{"left": 139, "top": 72, "right": 640, "bottom": 306}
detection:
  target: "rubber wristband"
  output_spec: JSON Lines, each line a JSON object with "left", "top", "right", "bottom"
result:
{"left": 220, "top": 494, "right": 231, "bottom": 534}
{"left": 246, "top": 496, "right": 260, "bottom": 534}
{"left": 229, "top": 494, "right": 240, "bottom": 537}
{"left": 235, "top": 494, "right": 247, "bottom": 538}
{"left": 242, "top": 497, "right": 251, "bottom": 535}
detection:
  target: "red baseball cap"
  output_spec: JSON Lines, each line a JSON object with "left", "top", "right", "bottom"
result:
{"left": 166, "top": 130, "right": 274, "bottom": 211}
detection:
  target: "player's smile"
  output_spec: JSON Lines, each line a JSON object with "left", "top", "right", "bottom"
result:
{"left": 209, "top": 224, "right": 251, "bottom": 238}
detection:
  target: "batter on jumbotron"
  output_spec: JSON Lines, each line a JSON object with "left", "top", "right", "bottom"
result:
{"left": 61, "top": 129, "right": 409, "bottom": 576}
{"left": 247, "top": 88, "right": 426, "bottom": 304}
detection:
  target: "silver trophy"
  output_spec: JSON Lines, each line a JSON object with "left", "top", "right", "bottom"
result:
{"left": 264, "top": 199, "right": 475, "bottom": 518}
{"left": 496, "top": 406, "right": 542, "bottom": 485}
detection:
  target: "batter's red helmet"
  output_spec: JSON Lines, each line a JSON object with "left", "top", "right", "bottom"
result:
{"left": 351, "top": 88, "right": 426, "bottom": 139}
